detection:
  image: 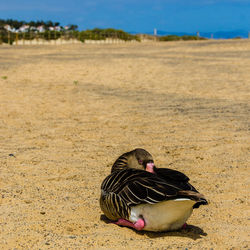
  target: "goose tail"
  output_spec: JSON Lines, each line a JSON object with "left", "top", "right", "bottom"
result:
{"left": 177, "top": 190, "right": 208, "bottom": 208}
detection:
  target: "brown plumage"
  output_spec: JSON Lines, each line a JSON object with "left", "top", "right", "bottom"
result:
{"left": 111, "top": 148, "right": 154, "bottom": 173}
{"left": 100, "top": 148, "right": 208, "bottom": 231}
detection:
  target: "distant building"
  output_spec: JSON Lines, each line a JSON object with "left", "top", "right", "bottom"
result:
{"left": 37, "top": 25, "right": 45, "bottom": 32}
{"left": 2, "top": 22, "right": 74, "bottom": 33}
{"left": 55, "top": 26, "right": 61, "bottom": 31}
{"left": 4, "top": 24, "right": 11, "bottom": 31}
{"left": 30, "top": 26, "right": 37, "bottom": 31}
{"left": 4, "top": 24, "right": 16, "bottom": 32}
{"left": 19, "top": 25, "right": 30, "bottom": 32}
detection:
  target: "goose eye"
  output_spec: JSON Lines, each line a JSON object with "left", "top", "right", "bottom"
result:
{"left": 138, "top": 160, "right": 143, "bottom": 165}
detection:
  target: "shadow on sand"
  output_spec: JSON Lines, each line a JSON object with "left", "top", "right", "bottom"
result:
{"left": 100, "top": 214, "right": 207, "bottom": 240}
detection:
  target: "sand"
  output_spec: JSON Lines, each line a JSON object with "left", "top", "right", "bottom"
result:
{"left": 0, "top": 40, "right": 249, "bottom": 249}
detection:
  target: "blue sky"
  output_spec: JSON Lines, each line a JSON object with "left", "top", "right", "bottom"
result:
{"left": 1, "top": 0, "right": 250, "bottom": 33}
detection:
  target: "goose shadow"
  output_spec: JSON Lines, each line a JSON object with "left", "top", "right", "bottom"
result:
{"left": 100, "top": 214, "right": 207, "bottom": 240}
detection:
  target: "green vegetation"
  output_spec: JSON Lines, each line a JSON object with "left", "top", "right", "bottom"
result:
{"left": 78, "top": 28, "right": 139, "bottom": 42}
{"left": 0, "top": 19, "right": 139, "bottom": 44}
{"left": 0, "top": 18, "right": 80, "bottom": 45}
{"left": 1, "top": 76, "right": 8, "bottom": 80}
{"left": 159, "top": 35, "right": 207, "bottom": 41}
{"left": 0, "top": 19, "right": 209, "bottom": 45}
{"left": 0, "top": 29, "right": 64, "bottom": 45}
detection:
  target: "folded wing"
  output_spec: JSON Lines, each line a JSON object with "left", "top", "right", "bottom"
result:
{"left": 101, "top": 169, "right": 206, "bottom": 208}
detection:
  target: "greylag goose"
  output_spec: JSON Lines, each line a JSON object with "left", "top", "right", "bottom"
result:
{"left": 100, "top": 148, "right": 208, "bottom": 231}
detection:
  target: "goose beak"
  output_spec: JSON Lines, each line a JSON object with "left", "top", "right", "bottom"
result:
{"left": 146, "top": 162, "right": 155, "bottom": 173}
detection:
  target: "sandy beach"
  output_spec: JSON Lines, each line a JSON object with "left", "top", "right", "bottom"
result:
{"left": 0, "top": 40, "right": 249, "bottom": 249}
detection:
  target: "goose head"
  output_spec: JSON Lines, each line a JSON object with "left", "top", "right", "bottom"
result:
{"left": 111, "top": 148, "right": 155, "bottom": 173}
{"left": 134, "top": 148, "right": 155, "bottom": 173}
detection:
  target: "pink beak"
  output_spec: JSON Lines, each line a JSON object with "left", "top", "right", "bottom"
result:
{"left": 146, "top": 162, "right": 155, "bottom": 173}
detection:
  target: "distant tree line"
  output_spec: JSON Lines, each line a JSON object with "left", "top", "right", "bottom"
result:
{"left": 159, "top": 35, "right": 207, "bottom": 41}
{"left": 78, "top": 28, "right": 139, "bottom": 42}
{"left": 0, "top": 19, "right": 208, "bottom": 45}
{"left": 0, "top": 19, "right": 78, "bottom": 31}
{"left": 0, "top": 19, "right": 140, "bottom": 44}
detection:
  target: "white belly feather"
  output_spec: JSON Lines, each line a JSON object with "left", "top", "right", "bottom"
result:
{"left": 130, "top": 199, "right": 196, "bottom": 231}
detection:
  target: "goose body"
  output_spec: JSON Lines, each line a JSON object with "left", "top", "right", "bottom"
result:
{"left": 130, "top": 199, "right": 196, "bottom": 231}
{"left": 100, "top": 149, "right": 207, "bottom": 232}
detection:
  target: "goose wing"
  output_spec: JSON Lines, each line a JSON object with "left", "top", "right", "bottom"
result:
{"left": 154, "top": 167, "right": 199, "bottom": 192}
{"left": 154, "top": 167, "right": 190, "bottom": 182}
{"left": 101, "top": 169, "right": 204, "bottom": 207}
